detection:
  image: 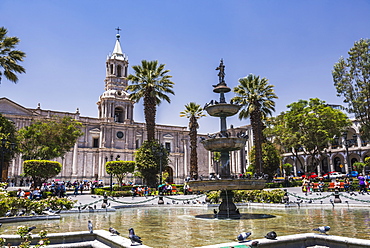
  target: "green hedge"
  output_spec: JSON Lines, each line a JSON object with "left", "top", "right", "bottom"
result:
{"left": 206, "top": 189, "right": 285, "bottom": 204}
{"left": 0, "top": 196, "right": 76, "bottom": 217}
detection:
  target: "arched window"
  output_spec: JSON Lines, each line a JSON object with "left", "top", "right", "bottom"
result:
{"left": 110, "top": 64, "right": 114, "bottom": 75}
{"left": 114, "top": 107, "right": 124, "bottom": 123}
{"left": 117, "top": 65, "right": 122, "bottom": 77}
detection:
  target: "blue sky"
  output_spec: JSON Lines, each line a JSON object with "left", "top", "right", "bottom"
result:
{"left": 1, "top": 1, "right": 370, "bottom": 133}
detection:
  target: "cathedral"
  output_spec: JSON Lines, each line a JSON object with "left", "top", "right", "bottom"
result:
{"left": 0, "top": 33, "right": 249, "bottom": 184}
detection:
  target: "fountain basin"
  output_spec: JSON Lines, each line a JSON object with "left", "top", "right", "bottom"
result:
{"left": 205, "top": 103, "right": 241, "bottom": 117}
{"left": 188, "top": 179, "right": 266, "bottom": 191}
{"left": 201, "top": 137, "right": 247, "bottom": 152}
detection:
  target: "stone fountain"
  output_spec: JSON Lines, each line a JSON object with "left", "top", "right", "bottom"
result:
{"left": 189, "top": 59, "right": 266, "bottom": 219}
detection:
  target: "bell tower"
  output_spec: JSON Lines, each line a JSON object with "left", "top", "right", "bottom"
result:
{"left": 97, "top": 28, "right": 134, "bottom": 123}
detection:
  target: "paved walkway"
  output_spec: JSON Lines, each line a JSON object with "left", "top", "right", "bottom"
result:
{"left": 6, "top": 186, "right": 370, "bottom": 209}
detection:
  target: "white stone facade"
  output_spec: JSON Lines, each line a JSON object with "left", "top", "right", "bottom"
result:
{"left": 0, "top": 34, "right": 250, "bottom": 184}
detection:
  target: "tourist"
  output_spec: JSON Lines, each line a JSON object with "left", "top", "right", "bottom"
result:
{"left": 344, "top": 177, "right": 351, "bottom": 192}
{"left": 334, "top": 179, "right": 341, "bottom": 190}
{"left": 358, "top": 174, "right": 367, "bottom": 194}
{"left": 74, "top": 183, "right": 79, "bottom": 196}
{"left": 302, "top": 178, "right": 309, "bottom": 194}
{"left": 17, "top": 188, "right": 25, "bottom": 198}
{"left": 318, "top": 178, "right": 325, "bottom": 192}
{"left": 32, "top": 187, "right": 41, "bottom": 200}
{"left": 184, "top": 184, "right": 189, "bottom": 195}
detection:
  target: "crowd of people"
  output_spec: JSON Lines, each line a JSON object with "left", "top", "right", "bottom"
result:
{"left": 13, "top": 179, "right": 106, "bottom": 200}
{"left": 301, "top": 173, "right": 370, "bottom": 195}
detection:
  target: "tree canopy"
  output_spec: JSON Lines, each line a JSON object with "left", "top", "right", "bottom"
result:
{"left": 0, "top": 27, "right": 26, "bottom": 83}
{"left": 106, "top": 161, "right": 135, "bottom": 187}
{"left": 333, "top": 38, "right": 370, "bottom": 140}
{"left": 232, "top": 74, "right": 278, "bottom": 174}
{"left": 0, "top": 114, "right": 17, "bottom": 180}
{"left": 134, "top": 140, "right": 169, "bottom": 187}
{"left": 127, "top": 60, "right": 175, "bottom": 142}
{"left": 17, "top": 116, "right": 83, "bottom": 160}
{"left": 265, "top": 98, "right": 351, "bottom": 174}
{"left": 23, "top": 160, "right": 62, "bottom": 187}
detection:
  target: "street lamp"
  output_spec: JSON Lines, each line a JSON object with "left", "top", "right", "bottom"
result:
{"left": 342, "top": 131, "right": 354, "bottom": 173}
{"left": 109, "top": 155, "right": 114, "bottom": 191}
{"left": 0, "top": 138, "right": 15, "bottom": 182}
{"left": 152, "top": 144, "right": 165, "bottom": 205}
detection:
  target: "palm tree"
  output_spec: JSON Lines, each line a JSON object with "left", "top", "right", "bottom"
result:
{"left": 0, "top": 27, "right": 26, "bottom": 83}
{"left": 127, "top": 60, "right": 174, "bottom": 142}
{"left": 232, "top": 74, "right": 278, "bottom": 174}
{"left": 180, "top": 102, "right": 206, "bottom": 180}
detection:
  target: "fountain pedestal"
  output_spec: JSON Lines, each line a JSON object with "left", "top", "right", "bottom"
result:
{"left": 191, "top": 59, "right": 266, "bottom": 219}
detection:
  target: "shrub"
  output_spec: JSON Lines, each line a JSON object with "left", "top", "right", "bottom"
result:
{"left": 206, "top": 189, "right": 285, "bottom": 204}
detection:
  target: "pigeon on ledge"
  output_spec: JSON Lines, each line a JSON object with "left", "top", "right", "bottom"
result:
{"left": 109, "top": 227, "right": 120, "bottom": 235}
{"left": 27, "top": 226, "right": 36, "bottom": 233}
{"left": 313, "top": 226, "right": 330, "bottom": 234}
{"left": 265, "top": 231, "right": 277, "bottom": 239}
{"left": 88, "top": 220, "right": 93, "bottom": 233}
{"left": 250, "top": 240, "right": 259, "bottom": 247}
{"left": 237, "top": 232, "right": 251, "bottom": 242}
{"left": 129, "top": 228, "right": 142, "bottom": 245}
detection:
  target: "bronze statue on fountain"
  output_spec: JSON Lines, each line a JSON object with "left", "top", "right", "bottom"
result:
{"left": 189, "top": 59, "right": 266, "bottom": 219}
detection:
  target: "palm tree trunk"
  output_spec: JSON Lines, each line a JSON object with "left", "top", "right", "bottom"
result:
{"left": 251, "top": 109, "right": 264, "bottom": 174}
{"left": 189, "top": 116, "right": 198, "bottom": 180}
{"left": 144, "top": 90, "right": 156, "bottom": 142}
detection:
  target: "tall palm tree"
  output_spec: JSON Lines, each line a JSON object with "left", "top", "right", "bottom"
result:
{"left": 127, "top": 60, "right": 174, "bottom": 142}
{"left": 180, "top": 102, "right": 206, "bottom": 180}
{"left": 232, "top": 74, "right": 278, "bottom": 174}
{"left": 0, "top": 27, "right": 26, "bottom": 83}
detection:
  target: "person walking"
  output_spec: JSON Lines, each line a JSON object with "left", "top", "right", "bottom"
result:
{"left": 358, "top": 174, "right": 367, "bottom": 194}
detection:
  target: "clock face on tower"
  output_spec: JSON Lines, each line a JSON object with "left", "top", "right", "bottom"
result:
{"left": 116, "top": 131, "right": 124, "bottom": 139}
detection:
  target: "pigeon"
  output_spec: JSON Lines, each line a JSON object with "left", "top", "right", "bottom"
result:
{"left": 27, "top": 226, "right": 36, "bottom": 233}
{"left": 313, "top": 226, "right": 330, "bottom": 234}
{"left": 250, "top": 241, "right": 259, "bottom": 247}
{"left": 237, "top": 232, "right": 251, "bottom": 242}
{"left": 18, "top": 210, "right": 25, "bottom": 216}
{"left": 128, "top": 228, "right": 142, "bottom": 245}
{"left": 88, "top": 220, "right": 93, "bottom": 233}
{"left": 109, "top": 227, "right": 120, "bottom": 235}
{"left": 5, "top": 211, "right": 11, "bottom": 217}
{"left": 265, "top": 231, "right": 277, "bottom": 239}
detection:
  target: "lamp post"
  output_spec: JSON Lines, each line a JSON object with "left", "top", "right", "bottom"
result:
{"left": 342, "top": 131, "right": 354, "bottom": 174}
{"left": 109, "top": 155, "right": 114, "bottom": 191}
{"left": 153, "top": 144, "right": 165, "bottom": 204}
{"left": 0, "top": 138, "right": 15, "bottom": 182}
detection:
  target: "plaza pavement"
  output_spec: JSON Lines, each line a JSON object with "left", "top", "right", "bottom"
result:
{"left": 6, "top": 186, "right": 370, "bottom": 209}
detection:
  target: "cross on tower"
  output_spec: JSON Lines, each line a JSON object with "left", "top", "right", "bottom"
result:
{"left": 116, "top": 27, "right": 121, "bottom": 34}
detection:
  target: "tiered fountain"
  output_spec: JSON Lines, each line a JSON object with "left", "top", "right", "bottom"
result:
{"left": 189, "top": 60, "right": 266, "bottom": 219}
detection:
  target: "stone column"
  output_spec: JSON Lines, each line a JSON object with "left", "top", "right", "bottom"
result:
{"left": 72, "top": 142, "right": 78, "bottom": 177}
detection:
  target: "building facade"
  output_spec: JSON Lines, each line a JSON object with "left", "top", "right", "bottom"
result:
{"left": 282, "top": 121, "right": 370, "bottom": 176}
{"left": 0, "top": 34, "right": 250, "bottom": 184}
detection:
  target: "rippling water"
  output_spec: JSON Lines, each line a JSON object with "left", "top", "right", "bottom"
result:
{"left": 1, "top": 207, "right": 370, "bottom": 247}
